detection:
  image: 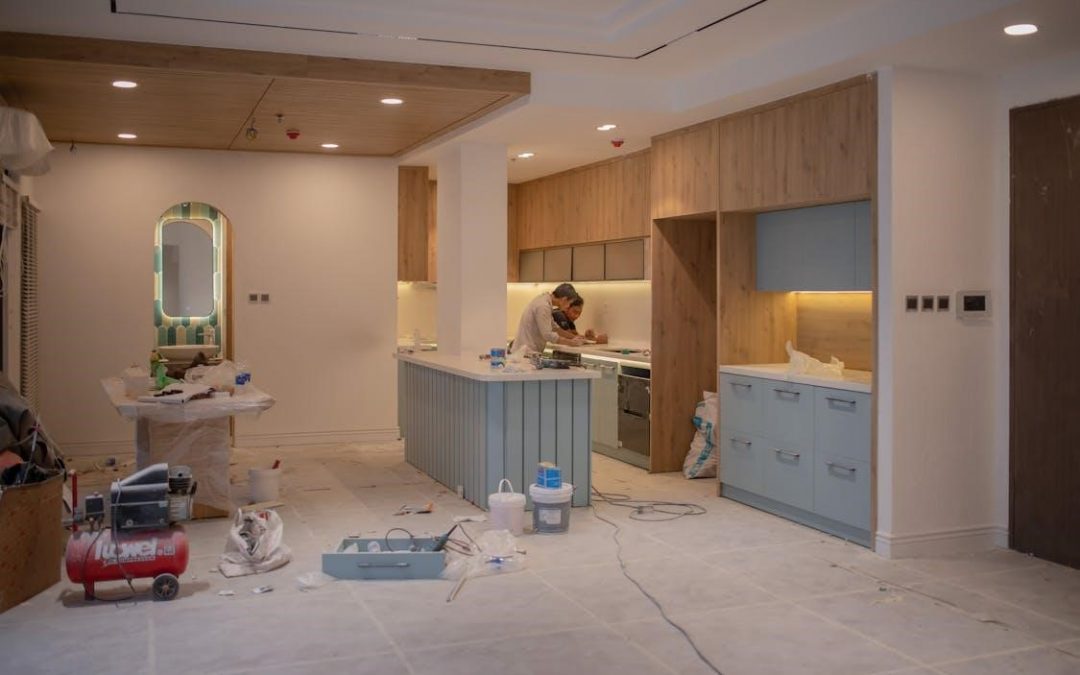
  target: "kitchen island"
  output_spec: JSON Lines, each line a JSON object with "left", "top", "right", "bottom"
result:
{"left": 396, "top": 351, "right": 599, "bottom": 509}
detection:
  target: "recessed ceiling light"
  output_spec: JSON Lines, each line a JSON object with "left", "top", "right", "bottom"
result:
{"left": 117, "top": 132, "right": 137, "bottom": 140}
{"left": 597, "top": 124, "right": 617, "bottom": 131}
{"left": 380, "top": 97, "right": 404, "bottom": 105}
{"left": 321, "top": 143, "right": 339, "bottom": 149}
{"left": 112, "top": 80, "right": 138, "bottom": 89}
{"left": 1004, "top": 23, "right": 1038, "bottom": 36}
{"left": 517, "top": 152, "right": 535, "bottom": 159}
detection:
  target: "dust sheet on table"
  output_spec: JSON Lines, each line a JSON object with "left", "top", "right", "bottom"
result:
{"left": 137, "top": 417, "right": 232, "bottom": 511}
{"left": 101, "top": 377, "right": 274, "bottom": 424}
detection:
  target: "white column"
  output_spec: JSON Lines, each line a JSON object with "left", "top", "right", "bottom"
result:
{"left": 436, "top": 143, "right": 508, "bottom": 356}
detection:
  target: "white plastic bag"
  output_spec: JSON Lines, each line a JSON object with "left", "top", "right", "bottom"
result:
{"left": 219, "top": 509, "right": 292, "bottom": 578}
{"left": 683, "top": 391, "right": 719, "bottom": 479}
{"left": 185, "top": 359, "right": 242, "bottom": 393}
{"left": 785, "top": 340, "right": 844, "bottom": 379}
{"left": 442, "top": 529, "right": 525, "bottom": 581}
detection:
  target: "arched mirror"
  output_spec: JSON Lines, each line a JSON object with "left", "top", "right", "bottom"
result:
{"left": 154, "top": 202, "right": 230, "bottom": 359}
{"left": 162, "top": 220, "right": 214, "bottom": 317}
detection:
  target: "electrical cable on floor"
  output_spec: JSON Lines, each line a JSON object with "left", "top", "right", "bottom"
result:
{"left": 591, "top": 487, "right": 723, "bottom": 675}
{"left": 591, "top": 487, "right": 708, "bottom": 521}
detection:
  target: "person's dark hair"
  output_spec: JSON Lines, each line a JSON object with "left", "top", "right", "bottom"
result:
{"left": 552, "top": 283, "right": 577, "bottom": 300}
{"left": 568, "top": 295, "right": 584, "bottom": 308}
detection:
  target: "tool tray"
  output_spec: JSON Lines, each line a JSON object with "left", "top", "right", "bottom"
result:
{"left": 322, "top": 536, "right": 446, "bottom": 580}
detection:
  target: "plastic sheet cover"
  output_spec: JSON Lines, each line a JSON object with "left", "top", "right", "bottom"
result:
{"left": 102, "top": 377, "right": 274, "bottom": 424}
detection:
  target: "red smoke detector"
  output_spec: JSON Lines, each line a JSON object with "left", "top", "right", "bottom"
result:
{"left": 285, "top": 128, "right": 301, "bottom": 140}
{"left": 611, "top": 138, "right": 624, "bottom": 148}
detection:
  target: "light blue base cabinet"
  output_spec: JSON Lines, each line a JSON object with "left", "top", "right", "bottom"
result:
{"left": 400, "top": 360, "right": 591, "bottom": 510}
{"left": 719, "top": 372, "right": 872, "bottom": 546}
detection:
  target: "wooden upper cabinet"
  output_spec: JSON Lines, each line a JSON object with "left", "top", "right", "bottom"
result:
{"left": 514, "top": 150, "right": 650, "bottom": 250}
{"left": 398, "top": 166, "right": 430, "bottom": 281}
{"left": 650, "top": 120, "right": 719, "bottom": 219}
{"left": 718, "top": 77, "right": 875, "bottom": 211}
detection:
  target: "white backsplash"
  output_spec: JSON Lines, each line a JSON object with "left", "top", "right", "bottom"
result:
{"left": 398, "top": 280, "right": 652, "bottom": 346}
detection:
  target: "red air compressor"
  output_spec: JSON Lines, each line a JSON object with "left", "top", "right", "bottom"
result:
{"left": 66, "top": 463, "right": 196, "bottom": 601}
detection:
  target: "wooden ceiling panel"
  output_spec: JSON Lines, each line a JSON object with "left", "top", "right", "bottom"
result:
{"left": 238, "top": 79, "right": 508, "bottom": 155}
{"left": 0, "top": 33, "right": 530, "bottom": 157}
{"left": 0, "top": 58, "right": 271, "bottom": 150}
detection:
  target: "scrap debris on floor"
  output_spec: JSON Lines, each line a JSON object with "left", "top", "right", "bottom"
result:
{"left": 2, "top": 441, "right": 1080, "bottom": 675}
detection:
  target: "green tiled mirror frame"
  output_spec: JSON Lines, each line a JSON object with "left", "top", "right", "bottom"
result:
{"left": 154, "top": 202, "right": 228, "bottom": 350}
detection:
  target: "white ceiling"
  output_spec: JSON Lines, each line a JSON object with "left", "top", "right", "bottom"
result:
{"left": 2, "top": 0, "right": 1079, "bottom": 181}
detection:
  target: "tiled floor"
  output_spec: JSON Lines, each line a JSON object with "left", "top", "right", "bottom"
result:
{"left": 3, "top": 442, "right": 1079, "bottom": 675}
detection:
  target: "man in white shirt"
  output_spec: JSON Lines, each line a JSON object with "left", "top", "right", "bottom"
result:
{"left": 511, "top": 283, "right": 586, "bottom": 354}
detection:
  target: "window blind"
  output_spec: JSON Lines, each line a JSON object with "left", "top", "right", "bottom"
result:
{"left": 20, "top": 197, "right": 39, "bottom": 412}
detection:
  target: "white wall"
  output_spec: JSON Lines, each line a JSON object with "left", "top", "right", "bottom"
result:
{"left": 32, "top": 144, "right": 398, "bottom": 454}
{"left": 876, "top": 67, "right": 1000, "bottom": 556}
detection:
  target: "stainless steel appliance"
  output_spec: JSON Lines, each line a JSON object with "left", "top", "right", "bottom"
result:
{"left": 616, "top": 365, "right": 651, "bottom": 468}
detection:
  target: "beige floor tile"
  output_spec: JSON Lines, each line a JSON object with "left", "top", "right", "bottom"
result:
{"left": 703, "top": 544, "right": 885, "bottom": 600}
{"left": 937, "top": 646, "right": 1080, "bottom": 674}
{"left": 800, "top": 588, "right": 1040, "bottom": 664}
{"left": 0, "top": 606, "right": 152, "bottom": 674}
{"left": 404, "top": 625, "right": 672, "bottom": 675}
{"left": 615, "top": 602, "right": 916, "bottom": 675}
{"left": 897, "top": 550, "right": 1048, "bottom": 580}
{"left": 951, "top": 564, "right": 1080, "bottom": 628}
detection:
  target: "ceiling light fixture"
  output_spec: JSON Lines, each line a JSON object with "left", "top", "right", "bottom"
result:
{"left": 112, "top": 80, "right": 138, "bottom": 89}
{"left": 117, "top": 132, "right": 137, "bottom": 139}
{"left": 517, "top": 152, "right": 535, "bottom": 159}
{"left": 1004, "top": 23, "right": 1038, "bottom": 36}
{"left": 321, "top": 143, "right": 339, "bottom": 149}
{"left": 597, "top": 124, "right": 617, "bottom": 131}
{"left": 381, "top": 97, "right": 404, "bottom": 105}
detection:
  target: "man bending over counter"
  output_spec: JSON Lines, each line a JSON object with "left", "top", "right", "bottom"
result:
{"left": 511, "top": 283, "right": 586, "bottom": 354}
{"left": 553, "top": 295, "right": 608, "bottom": 344}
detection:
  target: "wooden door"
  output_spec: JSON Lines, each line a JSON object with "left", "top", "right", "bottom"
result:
{"left": 1010, "top": 93, "right": 1080, "bottom": 568}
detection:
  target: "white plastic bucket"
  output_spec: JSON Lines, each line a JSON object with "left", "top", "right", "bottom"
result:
{"left": 529, "top": 483, "right": 574, "bottom": 534}
{"left": 488, "top": 479, "right": 527, "bottom": 535}
{"left": 249, "top": 467, "right": 281, "bottom": 503}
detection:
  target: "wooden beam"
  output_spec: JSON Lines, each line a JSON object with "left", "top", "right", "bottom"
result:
{"left": 0, "top": 32, "right": 531, "bottom": 95}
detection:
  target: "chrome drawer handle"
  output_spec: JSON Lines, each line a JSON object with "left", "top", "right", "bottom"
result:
{"left": 826, "top": 461, "right": 857, "bottom": 474}
{"left": 730, "top": 438, "right": 752, "bottom": 448}
{"left": 826, "top": 397, "right": 857, "bottom": 410}
{"left": 731, "top": 382, "right": 752, "bottom": 389}
{"left": 773, "top": 448, "right": 800, "bottom": 460}
{"left": 774, "top": 389, "right": 800, "bottom": 400}
{"left": 357, "top": 562, "right": 411, "bottom": 569}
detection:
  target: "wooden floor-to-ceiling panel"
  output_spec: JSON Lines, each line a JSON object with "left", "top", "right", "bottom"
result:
{"left": 650, "top": 217, "right": 717, "bottom": 472}
{"left": 1010, "top": 93, "right": 1080, "bottom": 568}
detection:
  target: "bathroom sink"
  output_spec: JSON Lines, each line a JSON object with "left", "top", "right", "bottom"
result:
{"left": 157, "top": 344, "right": 220, "bottom": 361}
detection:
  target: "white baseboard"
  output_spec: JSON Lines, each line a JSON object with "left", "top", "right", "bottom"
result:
{"left": 875, "top": 525, "right": 1009, "bottom": 558}
{"left": 234, "top": 428, "right": 400, "bottom": 448}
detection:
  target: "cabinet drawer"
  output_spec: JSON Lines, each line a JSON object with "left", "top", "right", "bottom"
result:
{"left": 814, "top": 388, "right": 871, "bottom": 463}
{"left": 761, "top": 441, "right": 813, "bottom": 511}
{"left": 813, "top": 453, "right": 870, "bottom": 530}
{"left": 719, "top": 428, "right": 763, "bottom": 494}
{"left": 719, "top": 375, "right": 763, "bottom": 435}
{"left": 761, "top": 382, "right": 814, "bottom": 448}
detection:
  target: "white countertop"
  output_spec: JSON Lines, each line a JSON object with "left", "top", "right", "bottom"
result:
{"left": 396, "top": 350, "right": 600, "bottom": 382}
{"left": 718, "top": 363, "right": 872, "bottom": 393}
{"left": 553, "top": 344, "right": 652, "bottom": 365}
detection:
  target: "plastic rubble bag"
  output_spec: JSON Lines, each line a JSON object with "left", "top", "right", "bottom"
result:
{"left": 185, "top": 359, "right": 243, "bottom": 393}
{"left": 219, "top": 509, "right": 292, "bottom": 578}
{"left": 683, "top": 391, "right": 719, "bottom": 479}
{"left": 785, "top": 340, "right": 844, "bottom": 379}
{"left": 441, "top": 529, "right": 525, "bottom": 581}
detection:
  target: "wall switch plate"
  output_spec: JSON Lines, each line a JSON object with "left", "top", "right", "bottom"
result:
{"left": 248, "top": 293, "right": 258, "bottom": 303}
{"left": 260, "top": 293, "right": 270, "bottom": 303}
{"left": 921, "top": 295, "right": 935, "bottom": 311}
{"left": 905, "top": 295, "right": 918, "bottom": 312}
{"left": 936, "top": 295, "right": 950, "bottom": 312}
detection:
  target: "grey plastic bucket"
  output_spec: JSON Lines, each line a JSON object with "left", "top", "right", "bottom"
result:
{"left": 529, "top": 483, "right": 574, "bottom": 534}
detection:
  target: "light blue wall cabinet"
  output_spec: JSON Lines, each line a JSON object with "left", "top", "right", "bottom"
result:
{"left": 719, "top": 371, "right": 872, "bottom": 547}
{"left": 756, "top": 200, "right": 872, "bottom": 291}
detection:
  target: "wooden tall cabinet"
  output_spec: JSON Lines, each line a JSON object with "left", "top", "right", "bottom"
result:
{"left": 398, "top": 166, "right": 432, "bottom": 282}
{"left": 650, "top": 120, "right": 719, "bottom": 219}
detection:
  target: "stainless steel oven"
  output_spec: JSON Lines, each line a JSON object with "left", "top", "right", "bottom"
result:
{"left": 616, "top": 365, "right": 651, "bottom": 469}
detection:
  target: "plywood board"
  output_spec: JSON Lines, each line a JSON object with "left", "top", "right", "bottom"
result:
{"left": 794, "top": 293, "right": 873, "bottom": 371}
